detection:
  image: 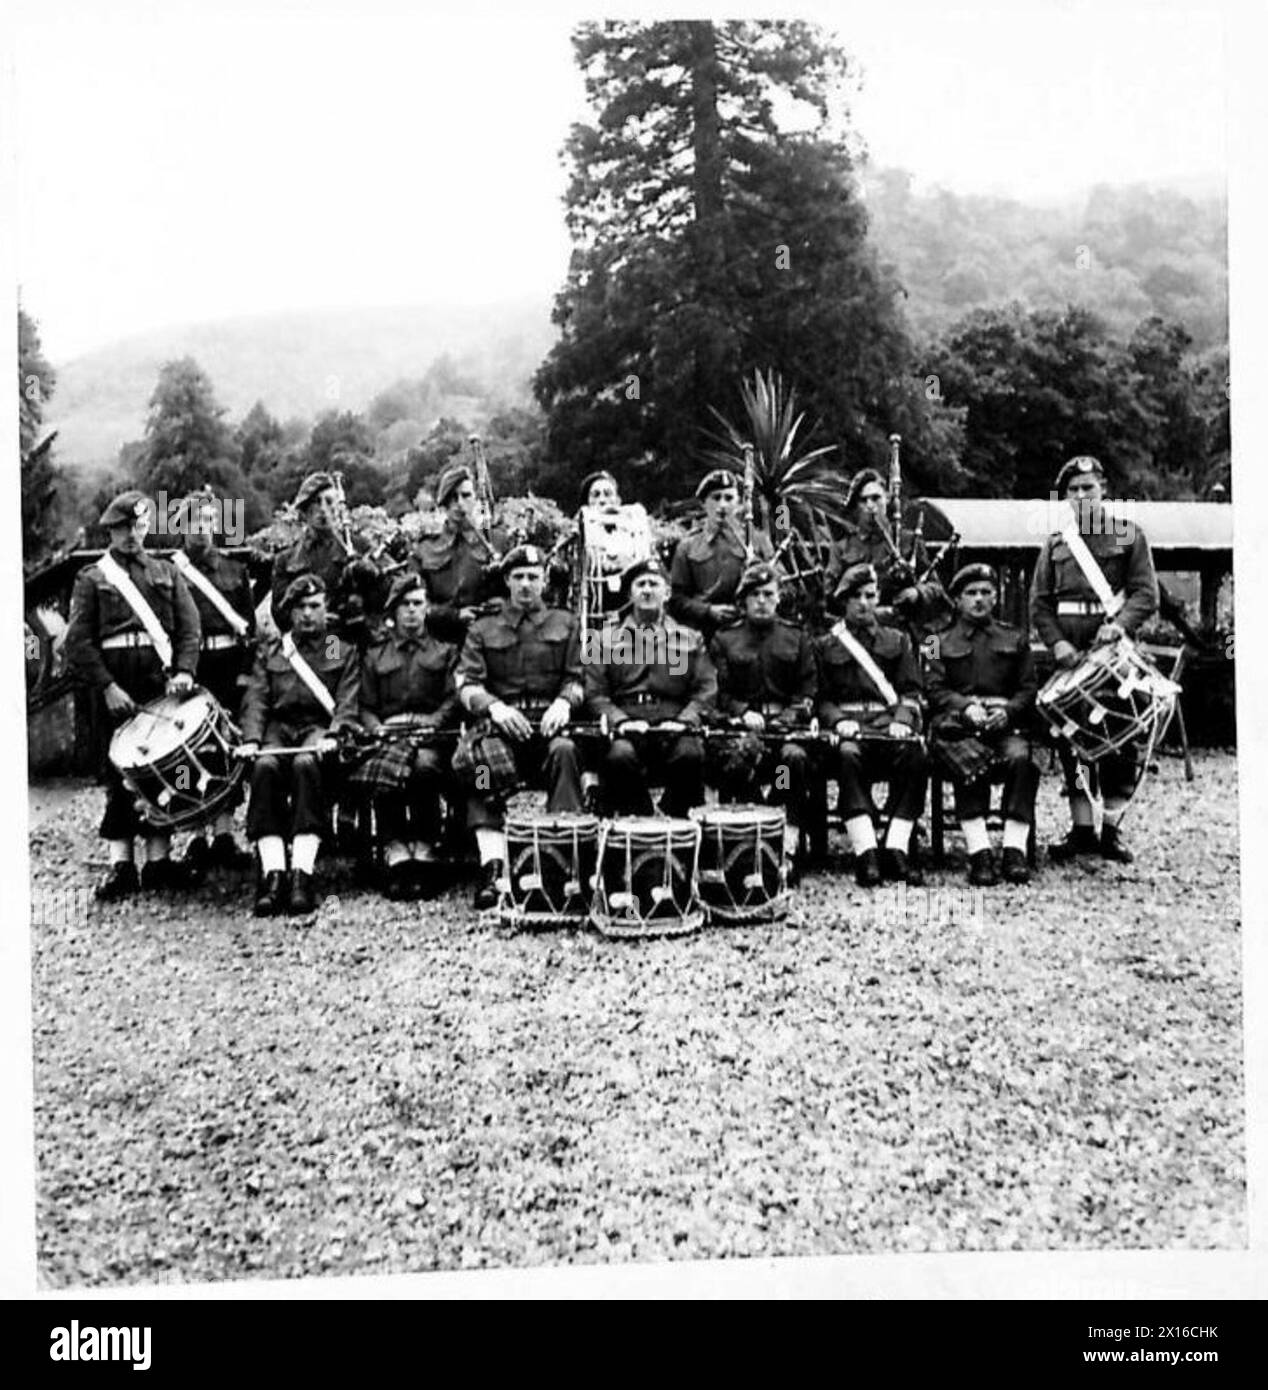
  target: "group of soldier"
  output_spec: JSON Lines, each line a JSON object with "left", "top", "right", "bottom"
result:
{"left": 63, "top": 449, "right": 1159, "bottom": 916}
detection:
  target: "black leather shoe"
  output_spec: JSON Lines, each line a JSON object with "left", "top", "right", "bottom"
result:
{"left": 1099, "top": 825, "right": 1135, "bottom": 863}
{"left": 473, "top": 859, "right": 504, "bottom": 910}
{"left": 1048, "top": 826, "right": 1098, "bottom": 863}
{"left": 208, "top": 834, "right": 247, "bottom": 869}
{"left": 855, "top": 848, "right": 882, "bottom": 888}
{"left": 880, "top": 847, "right": 924, "bottom": 886}
{"left": 409, "top": 862, "right": 443, "bottom": 901}
{"left": 253, "top": 870, "right": 288, "bottom": 918}
{"left": 288, "top": 871, "right": 319, "bottom": 916}
{"left": 385, "top": 863, "right": 412, "bottom": 902}
{"left": 967, "top": 849, "right": 998, "bottom": 886}
{"left": 180, "top": 837, "right": 211, "bottom": 885}
{"left": 786, "top": 855, "right": 804, "bottom": 890}
{"left": 141, "top": 858, "right": 186, "bottom": 892}
{"left": 1000, "top": 847, "right": 1032, "bottom": 883}
{"left": 95, "top": 862, "right": 139, "bottom": 902}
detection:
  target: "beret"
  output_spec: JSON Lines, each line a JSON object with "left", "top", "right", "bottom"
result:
{"left": 845, "top": 469, "right": 887, "bottom": 513}
{"left": 580, "top": 470, "right": 618, "bottom": 506}
{"left": 279, "top": 572, "right": 327, "bottom": 615}
{"left": 294, "top": 472, "right": 336, "bottom": 511}
{"left": 436, "top": 464, "right": 473, "bottom": 507}
{"left": 949, "top": 562, "right": 997, "bottom": 597}
{"left": 501, "top": 543, "right": 547, "bottom": 574}
{"left": 834, "top": 562, "right": 879, "bottom": 601}
{"left": 621, "top": 555, "right": 668, "bottom": 598}
{"left": 99, "top": 489, "right": 151, "bottom": 528}
{"left": 696, "top": 468, "right": 740, "bottom": 499}
{"left": 386, "top": 570, "right": 428, "bottom": 614}
{"left": 735, "top": 560, "right": 781, "bottom": 601}
{"left": 1054, "top": 455, "right": 1105, "bottom": 492}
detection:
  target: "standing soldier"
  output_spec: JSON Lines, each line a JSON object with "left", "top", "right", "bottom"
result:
{"left": 412, "top": 462, "right": 509, "bottom": 646}
{"left": 238, "top": 574, "right": 361, "bottom": 917}
{"left": 351, "top": 573, "right": 460, "bottom": 901}
{"left": 453, "top": 545, "right": 586, "bottom": 910}
{"left": 825, "top": 469, "right": 951, "bottom": 638}
{"left": 172, "top": 486, "right": 256, "bottom": 876}
{"left": 1030, "top": 455, "right": 1159, "bottom": 863}
{"left": 708, "top": 561, "right": 816, "bottom": 880}
{"left": 579, "top": 470, "right": 621, "bottom": 510}
{"left": 64, "top": 490, "right": 202, "bottom": 899}
{"left": 816, "top": 563, "right": 928, "bottom": 887}
{"left": 926, "top": 564, "right": 1040, "bottom": 886}
{"left": 584, "top": 556, "right": 717, "bottom": 817}
{"left": 669, "top": 469, "right": 773, "bottom": 640}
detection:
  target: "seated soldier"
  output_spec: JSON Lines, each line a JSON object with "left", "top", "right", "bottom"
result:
{"left": 453, "top": 545, "right": 586, "bottom": 910}
{"left": 926, "top": 564, "right": 1040, "bottom": 886}
{"left": 816, "top": 562, "right": 928, "bottom": 887}
{"left": 238, "top": 574, "right": 361, "bottom": 917}
{"left": 708, "top": 561, "right": 816, "bottom": 881}
{"left": 584, "top": 556, "right": 717, "bottom": 817}
{"left": 351, "top": 573, "right": 459, "bottom": 902}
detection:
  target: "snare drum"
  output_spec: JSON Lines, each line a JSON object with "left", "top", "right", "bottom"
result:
{"left": 500, "top": 812, "right": 600, "bottom": 929}
{"left": 108, "top": 687, "right": 245, "bottom": 830}
{"left": 1036, "top": 637, "right": 1180, "bottom": 763}
{"left": 691, "top": 804, "right": 788, "bottom": 924}
{"left": 590, "top": 816, "right": 704, "bottom": 939}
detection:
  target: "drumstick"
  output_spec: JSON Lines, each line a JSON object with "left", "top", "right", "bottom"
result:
{"left": 234, "top": 744, "right": 336, "bottom": 759}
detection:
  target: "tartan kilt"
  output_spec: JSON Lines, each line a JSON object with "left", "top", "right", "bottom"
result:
{"left": 347, "top": 737, "right": 421, "bottom": 794}
{"left": 706, "top": 729, "right": 765, "bottom": 784}
{"left": 930, "top": 718, "right": 1000, "bottom": 787}
{"left": 452, "top": 722, "right": 520, "bottom": 794}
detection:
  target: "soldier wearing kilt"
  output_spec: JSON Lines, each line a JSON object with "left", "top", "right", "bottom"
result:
{"left": 1029, "top": 455, "right": 1159, "bottom": 863}
{"left": 64, "top": 490, "right": 202, "bottom": 899}
{"left": 453, "top": 545, "right": 586, "bottom": 909}
{"left": 239, "top": 574, "right": 361, "bottom": 917}
{"left": 412, "top": 463, "right": 511, "bottom": 646}
{"left": 926, "top": 564, "right": 1040, "bottom": 886}
{"left": 816, "top": 563, "right": 928, "bottom": 887}
{"left": 708, "top": 561, "right": 816, "bottom": 881}
{"left": 669, "top": 469, "right": 773, "bottom": 640}
{"left": 173, "top": 487, "right": 256, "bottom": 877}
{"left": 583, "top": 556, "right": 717, "bottom": 817}
{"left": 351, "top": 572, "right": 459, "bottom": 901}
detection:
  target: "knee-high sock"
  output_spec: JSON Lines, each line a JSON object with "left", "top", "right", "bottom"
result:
{"left": 145, "top": 835, "right": 171, "bottom": 863}
{"left": 475, "top": 828, "right": 506, "bottom": 865}
{"left": 212, "top": 810, "right": 235, "bottom": 836}
{"left": 1003, "top": 818, "right": 1030, "bottom": 851}
{"left": 885, "top": 816, "right": 914, "bottom": 852}
{"left": 846, "top": 815, "right": 876, "bottom": 855}
{"left": 383, "top": 840, "right": 408, "bottom": 867}
{"left": 961, "top": 816, "right": 991, "bottom": 856}
{"left": 108, "top": 839, "right": 134, "bottom": 866}
{"left": 782, "top": 825, "right": 800, "bottom": 859}
{"left": 257, "top": 836, "right": 286, "bottom": 874}
{"left": 291, "top": 834, "right": 320, "bottom": 875}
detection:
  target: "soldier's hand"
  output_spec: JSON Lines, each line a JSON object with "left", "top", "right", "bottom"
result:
{"left": 459, "top": 606, "right": 479, "bottom": 623}
{"left": 888, "top": 721, "right": 913, "bottom": 740}
{"left": 236, "top": 741, "right": 260, "bottom": 760}
{"left": 540, "top": 697, "right": 572, "bottom": 738}
{"left": 313, "top": 735, "right": 339, "bottom": 756}
{"left": 893, "top": 586, "right": 920, "bottom": 610}
{"left": 385, "top": 713, "right": 415, "bottom": 728}
{"left": 104, "top": 683, "right": 137, "bottom": 718}
{"left": 741, "top": 710, "right": 766, "bottom": 733}
{"left": 835, "top": 719, "right": 860, "bottom": 739}
{"left": 1096, "top": 621, "right": 1126, "bottom": 645}
{"left": 1053, "top": 640, "right": 1080, "bottom": 670}
{"left": 618, "top": 719, "right": 649, "bottom": 737}
{"left": 983, "top": 708, "right": 1009, "bottom": 732}
{"left": 710, "top": 604, "right": 739, "bottom": 626}
{"left": 657, "top": 719, "right": 686, "bottom": 734}
{"left": 166, "top": 671, "right": 194, "bottom": 697}
{"left": 489, "top": 700, "right": 532, "bottom": 741}
{"left": 965, "top": 702, "right": 987, "bottom": 727}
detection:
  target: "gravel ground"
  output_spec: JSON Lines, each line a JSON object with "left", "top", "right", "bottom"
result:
{"left": 30, "top": 751, "right": 1244, "bottom": 1287}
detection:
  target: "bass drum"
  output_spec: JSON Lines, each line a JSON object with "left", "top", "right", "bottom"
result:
{"left": 577, "top": 503, "right": 653, "bottom": 629}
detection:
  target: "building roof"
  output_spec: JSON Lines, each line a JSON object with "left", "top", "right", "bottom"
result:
{"left": 922, "top": 499, "right": 1234, "bottom": 552}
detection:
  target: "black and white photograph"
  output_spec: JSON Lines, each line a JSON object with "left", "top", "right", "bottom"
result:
{"left": 5, "top": 0, "right": 1265, "bottom": 1301}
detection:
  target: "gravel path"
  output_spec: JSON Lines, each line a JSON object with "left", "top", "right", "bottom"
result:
{"left": 30, "top": 752, "right": 1244, "bottom": 1286}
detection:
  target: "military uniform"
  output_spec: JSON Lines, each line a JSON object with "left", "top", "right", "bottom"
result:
{"left": 669, "top": 522, "right": 772, "bottom": 638}
{"left": 353, "top": 627, "right": 459, "bottom": 850}
{"left": 182, "top": 547, "right": 255, "bottom": 714}
{"left": 453, "top": 599, "right": 586, "bottom": 830}
{"left": 239, "top": 630, "right": 361, "bottom": 845}
{"left": 824, "top": 516, "right": 950, "bottom": 636}
{"left": 815, "top": 617, "right": 928, "bottom": 828}
{"left": 412, "top": 518, "right": 510, "bottom": 645}
{"left": 925, "top": 613, "right": 1039, "bottom": 828}
{"left": 708, "top": 614, "right": 816, "bottom": 832}
{"left": 64, "top": 537, "right": 202, "bottom": 842}
{"left": 270, "top": 530, "right": 354, "bottom": 632}
{"left": 584, "top": 610, "right": 717, "bottom": 816}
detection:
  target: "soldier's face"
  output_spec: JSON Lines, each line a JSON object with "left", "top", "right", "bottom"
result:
{"left": 958, "top": 580, "right": 996, "bottom": 620}
{"left": 744, "top": 579, "right": 780, "bottom": 622}
{"left": 588, "top": 478, "right": 619, "bottom": 508}
{"left": 449, "top": 482, "right": 479, "bottom": 524}
{"left": 292, "top": 594, "right": 328, "bottom": 634}
{"left": 309, "top": 491, "right": 339, "bottom": 533}
{"left": 845, "top": 581, "right": 880, "bottom": 623}
{"left": 112, "top": 509, "right": 150, "bottom": 553}
{"left": 1065, "top": 474, "right": 1103, "bottom": 516}
{"left": 185, "top": 502, "right": 217, "bottom": 552}
{"left": 507, "top": 566, "right": 546, "bottom": 608}
{"left": 704, "top": 488, "right": 738, "bottom": 524}
{"left": 630, "top": 574, "right": 667, "bottom": 617}
{"left": 394, "top": 590, "right": 428, "bottom": 635}
{"left": 856, "top": 484, "right": 887, "bottom": 525}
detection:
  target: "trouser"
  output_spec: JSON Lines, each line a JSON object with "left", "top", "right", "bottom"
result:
{"left": 464, "top": 734, "right": 584, "bottom": 831}
{"left": 246, "top": 753, "right": 330, "bottom": 840}
{"left": 711, "top": 742, "right": 810, "bottom": 828}
{"left": 1056, "top": 742, "right": 1142, "bottom": 817}
{"left": 96, "top": 648, "right": 168, "bottom": 840}
{"left": 600, "top": 733, "right": 705, "bottom": 817}
{"left": 372, "top": 748, "right": 448, "bottom": 844}
{"left": 954, "top": 734, "right": 1040, "bottom": 824}
{"left": 830, "top": 739, "right": 928, "bottom": 822}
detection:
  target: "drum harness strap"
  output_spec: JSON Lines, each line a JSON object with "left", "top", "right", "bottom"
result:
{"left": 172, "top": 550, "right": 250, "bottom": 637}
{"left": 97, "top": 552, "right": 174, "bottom": 669}
{"left": 279, "top": 633, "right": 336, "bottom": 718}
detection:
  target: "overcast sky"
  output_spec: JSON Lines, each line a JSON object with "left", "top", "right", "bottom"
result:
{"left": 12, "top": 0, "right": 1229, "bottom": 363}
